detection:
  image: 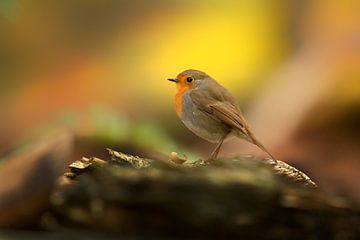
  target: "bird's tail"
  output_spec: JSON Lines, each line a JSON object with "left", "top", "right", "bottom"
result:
{"left": 253, "top": 138, "right": 275, "bottom": 160}
{"left": 247, "top": 132, "right": 276, "bottom": 162}
{"left": 235, "top": 115, "right": 276, "bottom": 162}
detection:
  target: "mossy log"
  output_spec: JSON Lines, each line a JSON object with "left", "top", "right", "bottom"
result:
{"left": 46, "top": 150, "right": 359, "bottom": 239}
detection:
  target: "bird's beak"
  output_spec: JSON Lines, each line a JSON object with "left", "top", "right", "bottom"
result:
{"left": 167, "top": 78, "right": 178, "bottom": 83}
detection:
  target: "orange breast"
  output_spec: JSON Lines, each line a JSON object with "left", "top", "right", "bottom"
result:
{"left": 175, "top": 92, "right": 183, "bottom": 116}
{"left": 175, "top": 86, "right": 189, "bottom": 116}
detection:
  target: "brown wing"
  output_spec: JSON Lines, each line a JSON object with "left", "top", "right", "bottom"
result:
{"left": 190, "top": 88, "right": 251, "bottom": 140}
{"left": 208, "top": 102, "right": 251, "bottom": 139}
{"left": 190, "top": 87, "right": 275, "bottom": 159}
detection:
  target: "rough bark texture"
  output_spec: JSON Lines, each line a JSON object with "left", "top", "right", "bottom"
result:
{"left": 43, "top": 150, "right": 359, "bottom": 239}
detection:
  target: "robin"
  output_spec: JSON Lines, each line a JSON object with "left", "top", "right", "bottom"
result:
{"left": 168, "top": 69, "right": 275, "bottom": 161}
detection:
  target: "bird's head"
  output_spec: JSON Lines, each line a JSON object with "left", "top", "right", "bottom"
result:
{"left": 168, "top": 69, "right": 210, "bottom": 92}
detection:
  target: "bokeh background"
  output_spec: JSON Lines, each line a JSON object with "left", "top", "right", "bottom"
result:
{"left": 1, "top": 1, "right": 359, "bottom": 199}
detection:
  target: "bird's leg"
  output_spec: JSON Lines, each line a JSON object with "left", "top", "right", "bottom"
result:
{"left": 208, "top": 134, "right": 228, "bottom": 161}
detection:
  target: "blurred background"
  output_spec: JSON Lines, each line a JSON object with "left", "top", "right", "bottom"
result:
{"left": 0, "top": 0, "right": 359, "bottom": 199}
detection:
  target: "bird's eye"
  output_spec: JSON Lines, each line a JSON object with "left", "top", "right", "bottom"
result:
{"left": 186, "top": 77, "right": 194, "bottom": 83}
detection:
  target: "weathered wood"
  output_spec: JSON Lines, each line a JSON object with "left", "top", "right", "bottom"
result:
{"left": 46, "top": 150, "right": 359, "bottom": 239}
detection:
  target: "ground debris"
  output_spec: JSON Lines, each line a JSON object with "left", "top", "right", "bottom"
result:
{"left": 266, "top": 158, "right": 317, "bottom": 188}
{"left": 46, "top": 150, "right": 360, "bottom": 239}
{"left": 107, "top": 148, "right": 151, "bottom": 168}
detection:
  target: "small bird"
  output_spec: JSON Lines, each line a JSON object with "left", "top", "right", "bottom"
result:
{"left": 168, "top": 69, "right": 275, "bottom": 161}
